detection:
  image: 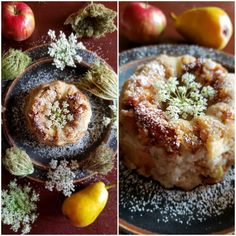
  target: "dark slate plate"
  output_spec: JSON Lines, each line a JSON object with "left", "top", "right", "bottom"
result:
{"left": 2, "top": 45, "right": 117, "bottom": 183}
{"left": 119, "top": 44, "right": 234, "bottom": 234}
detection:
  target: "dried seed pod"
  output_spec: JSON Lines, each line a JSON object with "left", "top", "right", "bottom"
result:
{"left": 64, "top": 3, "right": 117, "bottom": 38}
{"left": 2, "top": 48, "right": 31, "bottom": 80}
{"left": 78, "top": 63, "right": 118, "bottom": 100}
{"left": 82, "top": 143, "right": 115, "bottom": 175}
{"left": 3, "top": 147, "right": 34, "bottom": 176}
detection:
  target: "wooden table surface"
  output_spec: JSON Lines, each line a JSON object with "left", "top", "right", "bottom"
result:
{"left": 119, "top": 1, "right": 235, "bottom": 55}
{"left": 2, "top": 2, "right": 117, "bottom": 234}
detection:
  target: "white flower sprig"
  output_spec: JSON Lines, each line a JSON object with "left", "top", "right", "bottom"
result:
{"left": 48, "top": 29, "right": 86, "bottom": 70}
{"left": 2, "top": 180, "right": 39, "bottom": 234}
{"left": 45, "top": 159, "right": 75, "bottom": 197}
{"left": 155, "top": 73, "right": 215, "bottom": 120}
{"left": 45, "top": 100, "right": 74, "bottom": 129}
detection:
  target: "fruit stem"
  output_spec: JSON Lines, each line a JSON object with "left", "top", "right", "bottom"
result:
{"left": 106, "top": 184, "right": 116, "bottom": 190}
{"left": 170, "top": 12, "right": 177, "bottom": 21}
{"left": 13, "top": 5, "right": 20, "bottom": 15}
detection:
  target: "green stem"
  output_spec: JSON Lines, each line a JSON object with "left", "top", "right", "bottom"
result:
{"left": 106, "top": 184, "right": 116, "bottom": 190}
{"left": 170, "top": 12, "right": 177, "bottom": 21}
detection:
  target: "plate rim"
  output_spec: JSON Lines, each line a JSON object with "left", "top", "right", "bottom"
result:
{"left": 119, "top": 218, "right": 235, "bottom": 235}
{"left": 119, "top": 43, "right": 235, "bottom": 64}
{"left": 3, "top": 57, "right": 113, "bottom": 168}
{"left": 120, "top": 55, "right": 235, "bottom": 73}
{"left": 24, "top": 42, "right": 117, "bottom": 73}
{"left": 2, "top": 44, "right": 117, "bottom": 183}
{"left": 119, "top": 44, "right": 235, "bottom": 234}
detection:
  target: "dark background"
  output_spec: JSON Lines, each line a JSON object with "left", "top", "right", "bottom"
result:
{"left": 119, "top": 1, "right": 235, "bottom": 54}
{"left": 2, "top": 1, "right": 117, "bottom": 234}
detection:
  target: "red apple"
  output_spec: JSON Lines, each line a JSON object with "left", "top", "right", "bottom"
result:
{"left": 2, "top": 2, "right": 35, "bottom": 41}
{"left": 120, "top": 3, "right": 166, "bottom": 44}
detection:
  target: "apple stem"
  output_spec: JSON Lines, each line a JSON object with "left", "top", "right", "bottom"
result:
{"left": 170, "top": 12, "right": 177, "bottom": 21}
{"left": 105, "top": 184, "right": 116, "bottom": 190}
{"left": 13, "top": 5, "right": 20, "bottom": 15}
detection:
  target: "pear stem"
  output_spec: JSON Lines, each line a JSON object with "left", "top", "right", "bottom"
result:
{"left": 106, "top": 184, "right": 116, "bottom": 190}
{"left": 170, "top": 12, "right": 177, "bottom": 21}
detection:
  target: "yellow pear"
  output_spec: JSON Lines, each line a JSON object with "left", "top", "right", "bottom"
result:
{"left": 62, "top": 182, "right": 109, "bottom": 227}
{"left": 171, "top": 7, "right": 233, "bottom": 49}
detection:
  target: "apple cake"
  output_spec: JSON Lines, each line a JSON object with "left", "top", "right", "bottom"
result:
{"left": 25, "top": 80, "right": 92, "bottom": 146}
{"left": 120, "top": 55, "right": 234, "bottom": 190}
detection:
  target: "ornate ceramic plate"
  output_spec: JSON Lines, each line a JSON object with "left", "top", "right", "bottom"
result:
{"left": 119, "top": 44, "right": 234, "bottom": 234}
{"left": 3, "top": 45, "right": 117, "bottom": 183}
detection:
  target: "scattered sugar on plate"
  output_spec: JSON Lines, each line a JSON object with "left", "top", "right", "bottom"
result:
{"left": 119, "top": 162, "right": 234, "bottom": 225}
{"left": 119, "top": 44, "right": 234, "bottom": 231}
{"left": 5, "top": 61, "right": 112, "bottom": 166}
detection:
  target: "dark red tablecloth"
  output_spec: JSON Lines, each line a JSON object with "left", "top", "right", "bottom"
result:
{"left": 2, "top": 2, "right": 117, "bottom": 234}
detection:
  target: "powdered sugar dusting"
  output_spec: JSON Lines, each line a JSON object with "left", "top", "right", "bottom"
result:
{"left": 145, "top": 60, "right": 165, "bottom": 77}
{"left": 120, "top": 162, "right": 234, "bottom": 229}
{"left": 119, "top": 44, "right": 234, "bottom": 233}
{"left": 5, "top": 61, "right": 112, "bottom": 166}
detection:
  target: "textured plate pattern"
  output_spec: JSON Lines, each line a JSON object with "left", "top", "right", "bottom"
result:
{"left": 119, "top": 44, "right": 234, "bottom": 234}
{"left": 3, "top": 45, "right": 117, "bottom": 182}
{"left": 120, "top": 44, "right": 234, "bottom": 69}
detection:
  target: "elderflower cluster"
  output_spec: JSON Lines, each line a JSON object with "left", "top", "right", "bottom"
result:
{"left": 155, "top": 72, "right": 215, "bottom": 120}
{"left": 45, "top": 159, "right": 75, "bottom": 196}
{"left": 2, "top": 180, "right": 39, "bottom": 234}
{"left": 45, "top": 100, "right": 74, "bottom": 129}
{"left": 48, "top": 29, "right": 86, "bottom": 70}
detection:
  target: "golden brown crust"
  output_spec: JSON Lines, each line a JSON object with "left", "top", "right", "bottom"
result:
{"left": 25, "top": 81, "right": 92, "bottom": 146}
{"left": 120, "top": 55, "right": 234, "bottom": 190}
{"left": 134, "top": 101, "right": 180, "bottom": 153}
